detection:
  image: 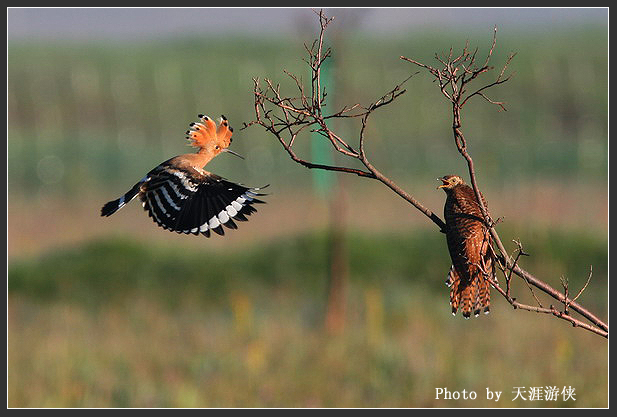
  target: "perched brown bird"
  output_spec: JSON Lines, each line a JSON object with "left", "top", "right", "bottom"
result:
{"left": 438, "top": 175, "right": 495, "bottom": 318}
{"left": 101, "top": 114, "right": 267, "bottom": 237}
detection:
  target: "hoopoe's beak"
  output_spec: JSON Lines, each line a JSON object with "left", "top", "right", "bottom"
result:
{"left": 222, "top": 148, "right": 245, "bottom": 160}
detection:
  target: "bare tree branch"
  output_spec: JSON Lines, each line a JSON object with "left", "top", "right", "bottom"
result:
{"left": 245, "top": 10, "right": 446, "bottom": 233}
{"left": 401, "top": 26, "right": 607, "bottom": 338}
{"left": 246, "top": 10, "right": 607, "bottom": 338}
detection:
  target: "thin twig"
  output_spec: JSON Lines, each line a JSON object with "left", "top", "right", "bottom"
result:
{"left": 248, "top": 11, "right": 607, "bottom": 338}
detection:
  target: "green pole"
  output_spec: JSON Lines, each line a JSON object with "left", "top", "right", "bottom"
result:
{"left": 311, "top": 56, "right": 336, "bottom": 199}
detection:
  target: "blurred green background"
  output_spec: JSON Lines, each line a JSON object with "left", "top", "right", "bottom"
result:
{"left": 8, "top": 8, "right": 607, "bottom": 407}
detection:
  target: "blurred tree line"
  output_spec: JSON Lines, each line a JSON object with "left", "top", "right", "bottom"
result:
{"left": 8, "top": 25, "right": 607, "bottom": 200}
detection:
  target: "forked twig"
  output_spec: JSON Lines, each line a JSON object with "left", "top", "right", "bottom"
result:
{"left": 401, "top": 27, "right": 606, "bottom": 337}
{"left": 247, "top": 10, "right": 607, "bottom": 338}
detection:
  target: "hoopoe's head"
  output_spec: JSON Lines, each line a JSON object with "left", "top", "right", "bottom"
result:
{"left": 437, "top": 174, "right": 465, "bottom": 191}
{"left": 186, "top": 114, "right": 241, "bottom": 158}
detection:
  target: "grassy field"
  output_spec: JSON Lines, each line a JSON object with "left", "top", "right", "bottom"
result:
{"left": 8, "top": 24, "right": 608, "bottom": 197}
{"left": 8, "top": 226, "right": 608, "bottom": 407}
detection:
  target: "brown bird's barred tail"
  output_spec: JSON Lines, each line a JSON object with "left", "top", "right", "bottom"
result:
{"left": 446, "top": 266, "right": 490, "bottom": 319}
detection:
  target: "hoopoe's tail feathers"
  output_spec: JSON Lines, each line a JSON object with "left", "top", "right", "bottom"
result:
{"left": 100, "top": 176, "right": 148, "bottom": 217}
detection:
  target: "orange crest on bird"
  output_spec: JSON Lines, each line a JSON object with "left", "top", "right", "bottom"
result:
{"left": 186, "top": 114, "right": 234, "bottom": 154}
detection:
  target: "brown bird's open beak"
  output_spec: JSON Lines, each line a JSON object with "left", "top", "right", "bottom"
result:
{"left": 437, "top": 177, "right": 448, "bottom": 189}
{"left": 222, "top": 148, "right": 245, "bottom": 160}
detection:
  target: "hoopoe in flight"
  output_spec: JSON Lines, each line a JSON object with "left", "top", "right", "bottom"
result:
{"left": 101, "top": 114, "right": 267, "bottom": 237}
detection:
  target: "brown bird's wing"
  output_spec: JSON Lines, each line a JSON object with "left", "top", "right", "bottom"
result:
{"left": 445, "top": 184, "right": 494, "bottom": 318}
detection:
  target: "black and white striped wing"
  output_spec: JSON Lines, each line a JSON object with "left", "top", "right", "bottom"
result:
{"left": 139, "top": 167, "right": 266, "bottom": 237}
